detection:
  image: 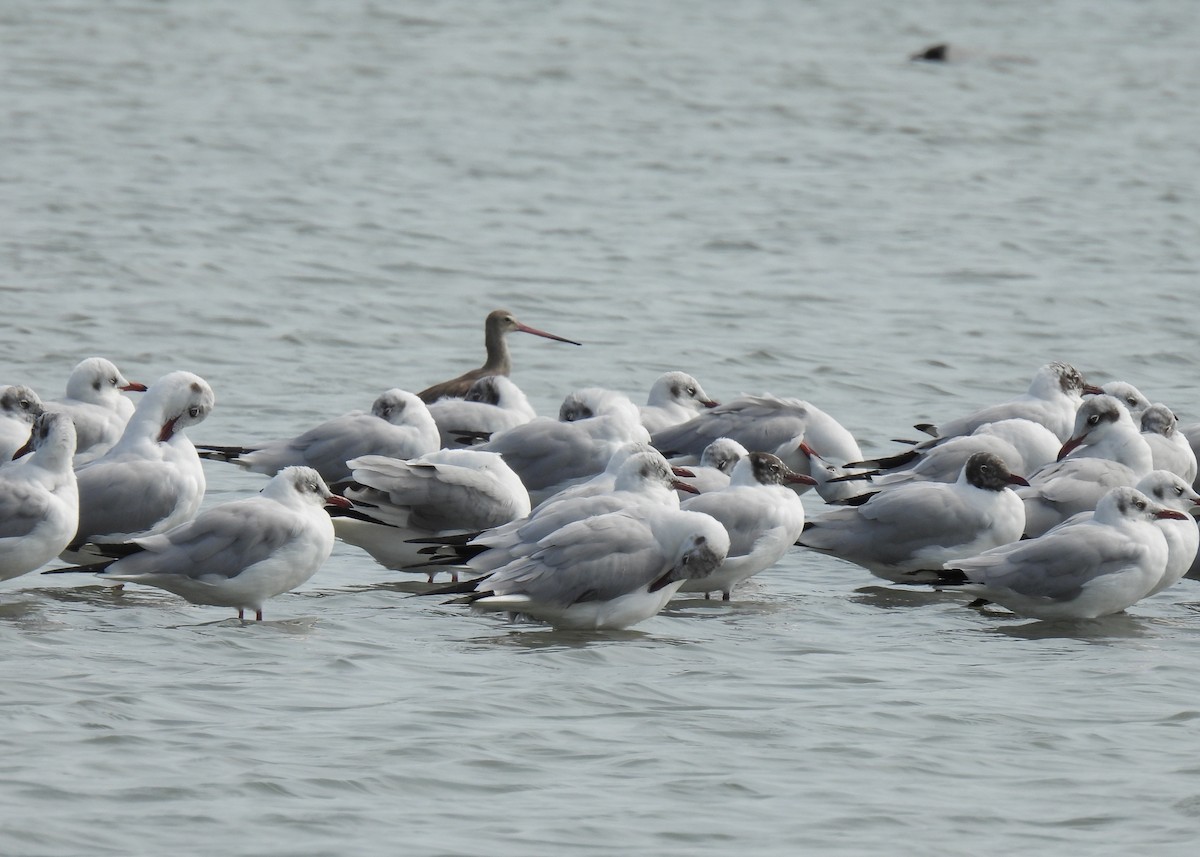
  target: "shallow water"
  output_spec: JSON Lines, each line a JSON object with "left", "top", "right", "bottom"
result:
{"left": 4, "top": 1, "right": 1200, "bottom": 854}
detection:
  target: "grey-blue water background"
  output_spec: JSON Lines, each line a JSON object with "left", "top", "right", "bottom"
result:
{"left": 3, "top": 1, "right": 1200, "bottom": 854}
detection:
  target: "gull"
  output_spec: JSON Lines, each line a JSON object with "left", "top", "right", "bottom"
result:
{"left": 677, "top": 452, "right": 814, "bottom": 599}
{"left": 474, "top": 388, "right": 651, "bottom": 504}
{"left": 43, "top": 357, "right": 147, "bottom": 462}
{"left": 913, "top": 361, "right": 1102, "bottom": 443}
{"left": 1047, "top": 471, "right": 1200, "bottom": 597}
{"left": 331, "top": 449, "right": 530, "bottom": 573}
{"left": 929, "top": 487, "right": 1184, "bottom": 620}
{"left": 417, "top": 309, "right": 581, "bottom": 404}
{"left": 852, "top": 419, "right": 1060, "bottom": 486}
{"left": 1101, "top": 381, "right": 1151, "bottom": 422}
{"left": 1019, "top": 395, "right": 1154, "bottom": 537}
{"left": 650, "top": 393, "right": 862, "bottom": 478}
{"left": 67, "top": 371, "right": 215, "bottom": 555}
{"left": 639, "top": 371, "right": 718, "bottom": 434}
{"left": 0, "top": 385, "right": 43, "bottom": 462}
{"left": 52, "top": 467, "right": 349, "bottom": 621}
{"left": 799, "top": 443, "right": 877, "bottom": 505}
{"left": 426, "top": 375, "right": 537, "bottom": 448}
{"left": 673, "top": 437, "right": 748, "bottom": 497}
{"left": 850, "top": 363, "right": 1100, "bottom": 474}
{"left": 197, "top": 389, "right": 439, "bottom": 485}
{"left": 450, "top": 508, "right": 730, "bottom": 630}
{"left": 1139, "top": 403, "right": 1197, "bottom": 483}
{"left": 440, "top": 449, "right": 694, "bottom": 578}
{"left": 524, "top": 441, "right": 657, "bottom": 508}
{"left": 0, "top": 412, "right": 79, "bottom": 581}
{"left": 796, "top": 452, "right": 1028, "bottom": 583}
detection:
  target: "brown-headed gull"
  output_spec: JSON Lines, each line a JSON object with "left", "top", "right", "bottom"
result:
{"left": 0, "top": 412, "right": 79, "bottom": 581}
{"left": 66, "top": 371, "right": 215, "bottom": 556}
{"left": 796, "top": 452, "right": 1028, "bottom": 583}
{"left": 928, "top": 487, "right": 1185, "bottom": 620}
{"left": 51, "top": 467, "right": 349, "bottom": 621}
{"left": 677, "top": 452, "right": 814, "bottom": 600}
{"left": 639, "top": 371, "right": 718, "bottom": 434}
{"left": 197, "top": 389, "right": 439, "bottom": 484}
{"left": 43, "top": 357, "right": 147, "bottom": 463}
{"left": 0, "top": 385, "right": 43, "bottom": 462}
{"left": 449, "top": 507, "right": 730, "bottom": 630}
{"left": 417, "top": 309, "right": 581, "bottom": 404}
{"left": 330, "top": 449, "right": 530, "bottom": 574}
{"left": 650, "top": 393, "right": 862, "bottom": 478}
{"left": 1139, "top": 403, "right": 1197, "bottom": 483}
{"left": 474, "top": 388, "right": 651, "bottom": 504}
{"left": 1018, "top": 395, "right": 1153, "bottom": 537}
{"left": 426, "top": 375, "right": 537, "bottom": 448}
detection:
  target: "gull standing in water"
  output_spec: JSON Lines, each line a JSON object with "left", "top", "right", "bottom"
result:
{"left": 450, "top": 507, "right": 730, "bottom": 631}
{"left": 474, "top": 388, "right": 651, "bottom": 504}
{"left": 426, "top": 375, "right": 538, "bottom": 448}
{"left": 796, "top": 452, "right": 1028, "bottom": 583}
{"left": 0, "top": 412, "right": 79, "bottom": 581}
{"left": 638, "top": 371, "right": 719, "bottom": 434}
{"left": 1139, "top": 403, "right": 1197, "bottom": 483}
{"left": 853, "top": 362, "right": 1101, "bottom": 474}
{"left": 677, "top": 452, "right": 814, "bottom": 600}
{"left": 1018, "top": 395, "right": 1154, "bottom": 537}
{"left": 66, "top": 371, "right": 215, "bottom": 557}
{"left": 925, "top": 487, "right": 1184, "bottom": 620}
{"left": 0, "top": 385, "right": 43, "bottom": 462}
{"left": 651, "top": 393, "right": 862, "bottom": 478}
{"left": 417, "top": 309, "right": 581, "bottom": 404}
{"left": 44, "top": 356, "right": 147, "bottom": 463}
{"left": 331, "top": 449, "right": 530, "bottom": 573}
{"left": 673, "top": 438, "right": 748, "bottom": 497}
{"left": 51, "top": 467, "right": 349, "bottom": 621}
{"left": 1043, "top": 470, "right": 1200, "bottom": 597}
{"left": 197, "top": 389, "right": 440, "bottom": 485}
{"left": 431, "top": 449, "right": 695, "bottom": 578}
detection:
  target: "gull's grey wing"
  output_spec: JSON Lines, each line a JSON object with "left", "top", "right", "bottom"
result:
{"left": 75, "top": 459, "right": 198, "bottom": 542}
{"left": 478, "top": 419, "right": 601, "bottom": 491}
{"left": 957, "top": 525, "right": 1147, "bottom": 602}
{"left": 802, "top": 482, "right": 988, "bottom": 566}
{"left": 484, "top": 513, "right": 664, "bottom": 606}
{"left": 0, "top": 477, "right": 54, "bottom": 540}
{"left": 108, "top": 500, "right": 303, "bottom": 581}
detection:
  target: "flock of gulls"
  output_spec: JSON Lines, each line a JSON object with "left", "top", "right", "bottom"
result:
{"left": 4, "top": 308, "right": 1200, "bottom": 631}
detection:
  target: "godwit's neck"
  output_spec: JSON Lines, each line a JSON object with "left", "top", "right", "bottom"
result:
{"left": 482, "top": 322, "right": 512, "bottom": 375}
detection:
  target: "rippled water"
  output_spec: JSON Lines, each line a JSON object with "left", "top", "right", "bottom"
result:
{"left": 4, "top": 1, "right": 1200, "bottom": 854}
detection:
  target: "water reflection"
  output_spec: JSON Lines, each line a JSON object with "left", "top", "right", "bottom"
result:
{"left": 980, "top": 612, "right": 1157, "bottom": 642}
{"left": 848, "top": 584, "right": 959, "bottom": 611}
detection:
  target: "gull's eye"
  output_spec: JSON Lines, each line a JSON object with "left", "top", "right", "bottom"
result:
{"left": 1088, "top": 414, "right": 1100, "bottom": 426}
{"left": 686, "top": 386, "right": 696, "bottom": 395}
{"left": 1127, "top": 397, "right": 1137, "bottom": 406}
{"left": 188, "top": 406, "right": 201, "bottom": 418}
